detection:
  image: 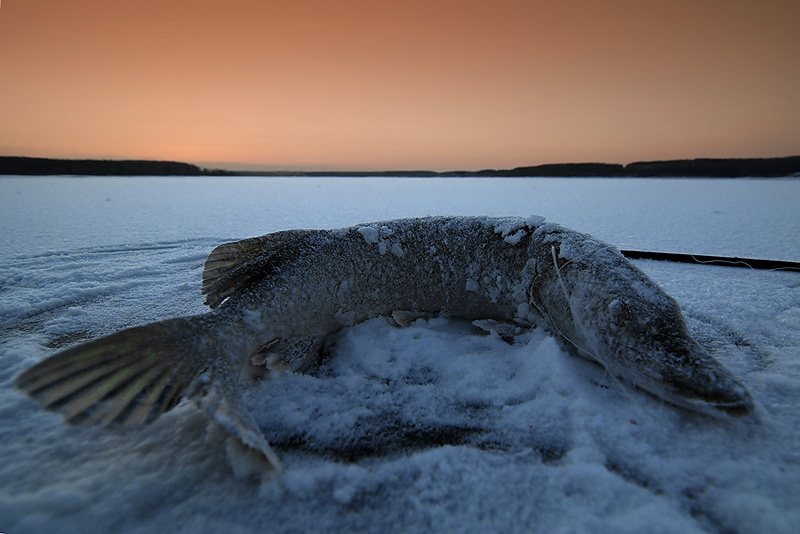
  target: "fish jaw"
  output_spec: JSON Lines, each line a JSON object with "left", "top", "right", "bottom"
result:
{"left": 607, "top": 342, "right": 755, "bottom": 417}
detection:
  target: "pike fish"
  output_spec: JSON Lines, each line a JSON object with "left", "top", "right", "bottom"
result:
{"left": 15, "top": 216, "right": 755, "bottom": 470}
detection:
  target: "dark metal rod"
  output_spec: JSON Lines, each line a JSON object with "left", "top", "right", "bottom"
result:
{"left": 620, "top": 250, "right": 800, "bottom": 272}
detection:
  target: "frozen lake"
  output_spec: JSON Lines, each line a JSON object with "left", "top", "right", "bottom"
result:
{"left": 1, "top": 176, "right": 799, "bottom": 534}
{"left": 1, "top": 176, "right": 799, "bottom": 260}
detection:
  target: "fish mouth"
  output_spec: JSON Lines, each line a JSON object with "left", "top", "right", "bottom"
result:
{"left": 659, "top": 375, "right": 756, "bottom": 418}
{"left": 611, "top": 361, "right": 756, "bottom": 418}
{"left": 711, "top": 398, "right": 755, "bottom": 417}
{"left": 667, "top": 392, "right": 755, "bottom": 419}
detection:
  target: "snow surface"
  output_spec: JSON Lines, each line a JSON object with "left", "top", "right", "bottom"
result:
{"left": 1, "top": 176, "right": 799, "bottom": 534}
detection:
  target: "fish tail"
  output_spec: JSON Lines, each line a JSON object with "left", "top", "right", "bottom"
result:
{"left": 15, "top": 317, "right": 212, "bottom": 426}
{"left": 15, "top": 315, "right": 282, "bottom": 470}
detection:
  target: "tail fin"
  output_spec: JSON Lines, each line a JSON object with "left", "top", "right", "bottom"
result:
{"left": 15, "top": 316, "right": 282, "bottom": 470}
{"left": 15, "top": 317, "right": 209, "bottom": 426}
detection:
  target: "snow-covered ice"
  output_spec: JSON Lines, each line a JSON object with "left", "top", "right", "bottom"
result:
{"left": 1, "top": 176, "right": 799, "bottom": 533}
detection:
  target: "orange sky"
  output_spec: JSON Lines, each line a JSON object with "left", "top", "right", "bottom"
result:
{"left": 1, "top": 0, "right": 798, "bottom": 171}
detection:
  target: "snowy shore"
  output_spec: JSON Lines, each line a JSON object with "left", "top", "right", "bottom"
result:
{"left": 1, "top": 176, "right": 798, "bottom": 533}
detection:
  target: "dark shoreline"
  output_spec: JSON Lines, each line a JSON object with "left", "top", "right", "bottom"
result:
{"left": 1, "top": 155, "right": 799, "bottom": 178}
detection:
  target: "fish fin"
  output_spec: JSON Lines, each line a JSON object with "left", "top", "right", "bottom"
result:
{"left": 254, "top": 335, "right": 325, "bottom": 372}
{"left": 390, "top": 310, "right": 428, "bottom": 327}
{"left": 15, "top": 317, "right": 210, "bottom": 426}
{"left": 198, "top": 378, "right": 282, "bottom": 471}
{"left": 18, "top": 315, "right": 285, "bottom": 468}
{"left": 202, "top": 230, "right": 316, "bottom": 308}
{"left": 472, "top": 319, "right": 525, "bottom": 341}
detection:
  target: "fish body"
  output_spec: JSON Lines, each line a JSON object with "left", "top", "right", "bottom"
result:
{"left": 16, "top": 216, "right": 754, "bottom": 469}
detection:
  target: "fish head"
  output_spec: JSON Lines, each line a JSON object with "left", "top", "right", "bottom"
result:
{"left": 600, "top": 296, "right": 755, "bottom": 417}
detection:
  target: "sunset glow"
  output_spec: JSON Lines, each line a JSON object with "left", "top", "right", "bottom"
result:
{"left": 1, "top": 0, "right": 798, "bottom": 170}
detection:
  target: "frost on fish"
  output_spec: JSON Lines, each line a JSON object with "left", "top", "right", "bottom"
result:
{"left": 356, "top": 223, "right": 404, "bottom": 257}
{"left": 15, "top": 216, "right": 754, "bottom": 470}
{"left": 492, "top": 215, "right": 547, "bottom": 238}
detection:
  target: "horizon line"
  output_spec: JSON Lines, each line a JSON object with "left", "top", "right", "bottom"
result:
{"left": 3, "top": 153, "right": 800, "bottom": 174}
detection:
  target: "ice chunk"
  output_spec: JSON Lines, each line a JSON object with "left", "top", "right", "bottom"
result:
{"left": 493, "top": 215, "right": 546, "bottom": 238}
{"left": 356, "top": 226, "right": 380, "bottom": 244}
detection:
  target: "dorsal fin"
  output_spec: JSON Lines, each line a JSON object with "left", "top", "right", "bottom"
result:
{"left": 201, "top": 229, "right": 315, "bottom": 308}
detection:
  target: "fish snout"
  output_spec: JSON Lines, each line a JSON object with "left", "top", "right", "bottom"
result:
{"left": 658, "top": 345, "right": 755, "bottom": 417}
{"left": 605, "top": 298, "right": 755, "bottom": 417}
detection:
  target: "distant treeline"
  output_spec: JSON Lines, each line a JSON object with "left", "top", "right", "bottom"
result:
{"left": 2, "top": 155, "right": 799, "bottom": 177}
{"left": 465, "top": 157, "right": 800, "bottom": 178}
{"left": 0, "top": 157, "right": 204, "bottom": 176}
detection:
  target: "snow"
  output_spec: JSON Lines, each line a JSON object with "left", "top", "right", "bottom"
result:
{"left": 1, "top": 176, "right": 799, "bottom": 534}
